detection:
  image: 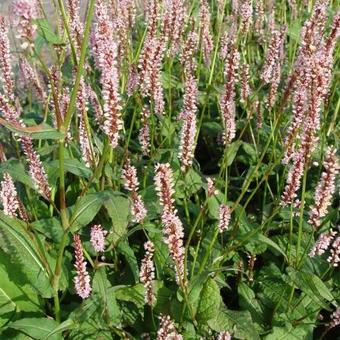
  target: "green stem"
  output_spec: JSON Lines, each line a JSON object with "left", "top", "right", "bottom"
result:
{"left": 62, "top": 0, "right": 96, "bottom": 132}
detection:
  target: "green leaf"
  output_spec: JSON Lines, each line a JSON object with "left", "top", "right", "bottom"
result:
{"left": 197, "top": 278, "right": 221, "bottom": 323}
{"left": 35, "top": 19, "right": 64, "bottom": 45}
{"left": 0, "top": 118, "right": 63, "bottom": 139}
{"left": 265, "top": 322, "right": 313, "bottom": 340}
{"left": 238, "top": 282, "right": 264, "bottom": 328}
{"left": 255, "top": 234, "right": 288, "bottom": 261}
{"left": 114, "top": 284, "right": 145, "bottom": 309}
{"left": 225, "top": 141, "right": 242, "bottom": 166}
{"left": 117, "top": 241, "right": 139, "bottom": 283}
{"left": 92, "top": 268, "right": 121, "bottom": 326}
{"left": 49, "top": 159, "right": 92, "bottom": 179}
{"left": 0, "top": 250, "right": 42, "bottom": 325}
{"left": 208, "top": 309, "right": 260, "bottom": 340}
{"left": 286, "top": 267, "right": 335, "bottom": 308}
{"left": 103, "top": 192, "right": 130, "bottom": 243}
{"left": 7, "top": 318, "right": 61, "bottom": 340}
{"left": 0, "top": 160, "right": 35, "bottom": 189}
{"left": 42, "top": 319, "right": 76, "bottom": 340}
{"left": 0, "top": 212, "right": 52, "bottom": 298}
{"left": 69, "top": 192, "right": 107, "bottom": 230}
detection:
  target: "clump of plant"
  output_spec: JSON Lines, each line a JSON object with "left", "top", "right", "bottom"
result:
{"left": 0, "top": 0, "right": 339, "bottom": 339}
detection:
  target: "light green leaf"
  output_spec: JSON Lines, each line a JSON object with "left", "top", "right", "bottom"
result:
{"left": 34, "top": 19, "right": 64, "bottom": 45}
{"left": 8, "top": 318, "right": 61, "bottom": 340}
{"left": 103, "top": 192, "right": 130, "bottom": 243}
{"left": 197, "top": 278, "right": 221, "bottom": 323}
{"left": 0, "top": 212, "right": 52, "bottom": 298}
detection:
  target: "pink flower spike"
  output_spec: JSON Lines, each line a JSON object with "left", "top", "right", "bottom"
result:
{"left": 157, "top": 314, "right": 182, "bottom": 340}
{"left": 90, "top": 224, "right": 107, "bottom": 253}
{"left": 0, "top": 172, "right": 19, "bottom": 218}
{"left": 140, "top": 240, "right": 156, "bottom": 306}
{"left": 73, "top": 234, "right": 91, "bottom": 299}
{"left": 218, "top": 204, "right": 231, "bottom": 233}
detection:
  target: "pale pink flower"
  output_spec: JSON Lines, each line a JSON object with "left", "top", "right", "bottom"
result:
{"left": 327, "top": 237, "right": 340, "bottom": 267}
{"left": 162, "top": 0, "right": 186, "bottom": 55}
{"left": 180, "top": 31, "right": 199, "bottom": 75}
{"left": 218, "top": 331, "right": 232, "bottom": 340}
{"left": 0, "top": 172, "right": 19, "bottom": 217}
{"left": 261, "top": 27, "right": 286, "bottom": 85}
{"left": 207, "top": 177, "right": 217, "bottom": 197}
{"left": 0, "top": 17, "right": 14, "bottom": 100}
{"left": 10, "top": 0, "right": 38, "bottom": 48}
{"left": 19, "top": 58, "right": 46, "bottom": 102}
{"left": 239, "top": 0, "right": 253, "bottom": 34}
{"left": 218, "top": 204, "right": 231, "bottom": 233}
{"left": 155, "top": 164, "right": 186, "bottom": 284}
{"left": 220, "top": 45, "right": 239, "bottom": 145}
{"left": 94, "top": 0, "right": 123, "bottom": 148}
{"left": 21, "top": 136, "right": 51, "bottom": 200}
{"left": 178, "top": 73, "right": 198, "bottom": 171}
{"left": 309, "top": 229, "right": 337, "bottom": 257}
{"left": 281, "top": 152, "right": 304, "bottom": 207}
{"left": 157, "top": 314, "right": 182, "bottom": 340}
{"left": 140, "top": 240, "right": 155, "bottom": 306}
{"left": 139, "top": 106, "right": 151, "bottom": 156}
{"left": 110, "top": 0, "right": 136, "bottom": 60}
{"left": 122, "top": 159, "right": 147, "bottom": 223}
{"left": 330, "top": 307, "right": 340, "bottom": 328}
{"left": 240, "top": 63, "right": 252, "bottom": 104}
{"left": 309, "top": 147, "right": 339, "bottom": 227}
{"left": 199, "top": 0, "right": 214, "bottom": 65}
{"left": 90, "top": 224, "right": 107, "bottom": 253}
{"left": 73, "top": 234, "right": 91, "bottom": 299}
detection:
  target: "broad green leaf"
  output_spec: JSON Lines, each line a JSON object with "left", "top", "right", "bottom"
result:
{"left": 69, "top": 192, "right": 107, "bottom": 230}
{"left": 265, "top": 322, "right": 313, "bottom": 340}
{"left": 0, "top": 118, "right": 63, "bottom": 139}
{"left": 0, "top": 212, "right": 52, "bottom": 298}
{"left": 7, "top": 318, "right": 61, "bottom": 340}
{"left": 42, "top": 319, "right": 76, "bottom": 340}
{"left": 238, "top": 282, "right": 264, "bottom": 328}
{"left": 103, "top": 192, "right": 130, "bottom": 243}
{"left": 117, "top": 241, "right": 139, "bottom": 283}
{"left": 92, "top": 268, "right": 121, "bottom": 325}
{"left": 49, "top": 158, "right": 92, "bottom": 179}
{"left": 0, "top": 251, "right": 42, "bottom": 326}
{"left": 255, "top": 234, "right": 288, "bottom": 261}
{"left": 114, "top": 284, "right": 145, "bottom": 309}
{"left": 34, "top": 19, "right": 64, "bottom": 45}
{"left": 0, "top": 160, "right": 35, "bottom": 189}
{"left": 225, "top": 141, "right": 242, "bottom": 166}
{"left": 197, "top": 278, "right": 221, "bottom": 323}
{"left": 286, "top": 267, "right": 335, "bottom": 308}
{"left": 208, "top": 309, "right": 261, "bottom": 340}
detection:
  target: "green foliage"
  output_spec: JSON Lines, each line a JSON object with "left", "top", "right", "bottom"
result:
{"left": 0, "top": 0, "right": 338, "bottom": 338}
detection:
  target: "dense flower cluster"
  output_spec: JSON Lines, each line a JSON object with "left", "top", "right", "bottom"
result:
{"left": 218, "top": 204, "right": 231, "bottom": 233}
{"left": 140, "top": 240, "right": 155, "bottom": 306}
{"left": 308, "top": 147, "right": 339, "bottom": 228}
{"left": 220, "top": 43, "right": 239, "bottom": 145}
{"left": 155, "top": 163, "right": 186, "bottom": 284}
{"left": 90, "top": 225, "right": 107, "bottom": 253}
{"left": 0, "top": 17, "right": 14, "bottom": 100}
{"left": 330, "top": 307, "right": 340, "bottom": 328}
{"left": 73, "top": 234, "right": 91, "bottom": 299}
{"left": 157, "top": 314, "right": 182, "bottom": 340}
{"left": 309, "top": 229, "right": 337, "bottom": 257}
{"left": 122, "top": 159, "right": 147, "bottom": 223}
{"left": 10, "top": 0, "right": 38, "bottom": 49}
{"left": 199, "top": 0, "right": 214, "bottom": 65}
{"left": 218, "top": 331, "right": 232, "bottom": 340}
{"left": 0, "top": 172, "right": 19, "bottom": 218}
{"left": 327, "top": 236, "right": 340, "bottom": 267}
{"left": 94, "top": 0, "right": 123, "bottom": 148}
{"left": 138, "top": 105, "right": 151, "bottom": 155}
